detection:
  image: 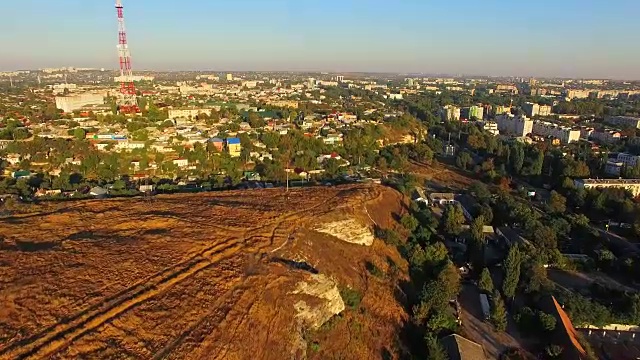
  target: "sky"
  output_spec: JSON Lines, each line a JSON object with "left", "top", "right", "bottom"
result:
{"left": 2, "top": 0, "right": 640, "bottom": 79}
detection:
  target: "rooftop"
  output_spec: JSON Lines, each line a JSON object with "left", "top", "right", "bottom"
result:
{"left": 441, "top": 334, "right": 487, "bottom": 360}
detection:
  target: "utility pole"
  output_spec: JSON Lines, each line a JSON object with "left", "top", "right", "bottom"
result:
{"left": 286, "top": 168, "right": 289, "bottom": 192}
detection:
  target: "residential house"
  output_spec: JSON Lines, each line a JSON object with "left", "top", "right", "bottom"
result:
{"left": 209, "top": 137, "right": 224, "bottom": 152}
{"left": 173, "top": 158, "right": 189, "bottom": 168}
{"left": 412, "top": 187, "right": 428, "bottom": 204}
{"left": 428, "top": 193, "right": 456, "bottom": 206}
{"left": 227, "top": 138, "right": 242, "bottom": 157}
{"left": 441, "top": 334, "right": 487, "bottom": 360}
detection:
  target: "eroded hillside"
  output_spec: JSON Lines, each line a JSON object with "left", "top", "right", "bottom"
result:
{"left": 0, "top": 184, "right": 409, "bottom": 360}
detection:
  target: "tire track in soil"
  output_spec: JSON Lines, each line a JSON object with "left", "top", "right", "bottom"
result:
{"left": 151, "top": 276, "right": 248, "bottom": 360}
{"left": 0, "top": 238, "right": 242, "bottom": 360}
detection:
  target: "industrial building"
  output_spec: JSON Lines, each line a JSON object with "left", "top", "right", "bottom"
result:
{"left": 55, "top": 93, "right": 105, "bottom": 113}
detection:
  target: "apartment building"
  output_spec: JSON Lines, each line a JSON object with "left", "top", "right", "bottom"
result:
{"left": 565, "top": 89, "right": 593, "bottom": 99}
{"left": 496, "top": 114, "right": 533, "bottom": 137}
{"left": 574, "top": 179, "right": 640, "bottom": 197}
{"left": 440, "top": 105, "right": 461, "bottom": 121}
{"left": 591, "top": 129, "right": 622, "bottom": 144}
{"left": 493, "top": 105, "right": 512, "bottom": 116}
{"left": 522, "top": 102, "right": 552, "bottom": 117}
{"left": 462, "top": 105, "right": 484, "bottom": 120}
{"left": 480, "top": 121, "right": 499, "bottom": 135}
{"left": 532, "top": 120, "right": 580, "bottom": 144}
{"left": 605, "top": 116, "right": 640, "bottom": 129}
{"left": 616, "top": 152, "right": 640, "bottom": 167}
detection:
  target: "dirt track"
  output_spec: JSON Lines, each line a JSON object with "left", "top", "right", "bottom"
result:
{"left": 0, "top": 184, "right": 409, "bottom": 359}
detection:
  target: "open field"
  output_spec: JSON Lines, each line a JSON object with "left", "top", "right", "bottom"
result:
{"left": 0, "top": 184, "right": 409, "bottom": 360}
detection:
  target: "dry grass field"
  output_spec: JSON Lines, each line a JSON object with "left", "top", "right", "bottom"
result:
{"left": 0, "top": 184, "right": 409, "bottom": 360}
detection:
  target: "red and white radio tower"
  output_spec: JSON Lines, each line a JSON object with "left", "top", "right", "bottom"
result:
{"left": 115, "top": 0, "right": 139, "bottom": 114}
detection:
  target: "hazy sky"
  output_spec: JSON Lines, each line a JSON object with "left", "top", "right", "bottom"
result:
{"left": 2, "top": 0, "right": 640, "bottom": 79}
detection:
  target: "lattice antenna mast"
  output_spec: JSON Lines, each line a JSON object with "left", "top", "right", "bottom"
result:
{"left": 115, "top": 0, "right": 139, "bottom": 114}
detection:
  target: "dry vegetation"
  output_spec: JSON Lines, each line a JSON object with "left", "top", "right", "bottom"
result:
{"left": 0, "top": 184, "right": 409, "bottom": 360}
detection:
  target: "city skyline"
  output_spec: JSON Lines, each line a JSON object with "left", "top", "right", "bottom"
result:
{"left": 3, "top": 0, "right": 640, "bottom": 79}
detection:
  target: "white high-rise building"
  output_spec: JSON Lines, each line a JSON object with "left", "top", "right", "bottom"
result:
{"left": 496, "top": 114, "right": 533, "bottom": 137}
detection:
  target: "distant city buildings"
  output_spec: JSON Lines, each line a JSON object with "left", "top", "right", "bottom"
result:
{"left": 168, "top": 108, "right": 214, "bottom": 119}
{"left": 495, "top": 84, "right": 518, "bottom": 95}
{"left": 113, "top": 75, "right": 154, "bottom": 82}
{"left": 226, "top": 73, "right": 234, "bottom": 81}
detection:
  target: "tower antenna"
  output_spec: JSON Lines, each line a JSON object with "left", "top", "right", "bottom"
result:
{"left": 115, "top": 0, "right": 139, "bottom": 114}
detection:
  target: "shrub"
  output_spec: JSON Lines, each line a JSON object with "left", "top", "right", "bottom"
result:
{"left": 339, "top": 286, "right": 362, "bottom": 309}
{"left": 365, "top": 261, "right": 384, "bottom": 278}
{"left": 376, "top": 228, "right": 402, "bottom": 246}
{"left": 537, "top": 311, "right": 557, "bottom": 332}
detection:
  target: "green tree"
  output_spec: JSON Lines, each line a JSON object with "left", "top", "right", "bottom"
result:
{"left": 440, "top": 204, "right": 465, "bottom": 237}
{"left": 537, "top": 311, "right": 557, "bottom": 332}
{"left": 470, "top": 215, "right": 485, "bottom": 244}
{"left": 511, "top": 143, "right": 525, "bottom": 175}
{"left": 502, "top": 246, "right": 522, "bottom": 299}
{"left": 470, "top": 181, "right": 491, "bottom": 203}
{"left": 548, "top": 191, "right": 567, "bottom": 214}
{"left": 73, "top": 128, "right": 86, "bottom": 141}
{"left": 530, "top": 150, "right": 544, "bottom": 176}
{"left": 490, "top": 290, "right": 508, "bottom": 331}
{"left": 456, "top": 150, "right": 473, "bottom": 170}
{"left": 479, "top": 267, "right": 494, "bottom": 294}
{"left": 425, "top": 335, "right": 448, "bottom": 360}
{"left": 401, "top": 214, "right": 419, "bottom": 232}
{"left": 525, "top": 264, "right": 554, "bottom": 294}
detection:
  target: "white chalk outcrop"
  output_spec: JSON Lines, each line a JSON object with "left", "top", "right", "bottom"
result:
{"left": 291, "top": 274, "right": 345, "bottom": 330}
{"left": 315, "top": 219, "right": 374, "bottom": 246}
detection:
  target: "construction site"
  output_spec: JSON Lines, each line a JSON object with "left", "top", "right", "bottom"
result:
{"left": 0, "top": 184, "right": 410, "bottom": 359}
